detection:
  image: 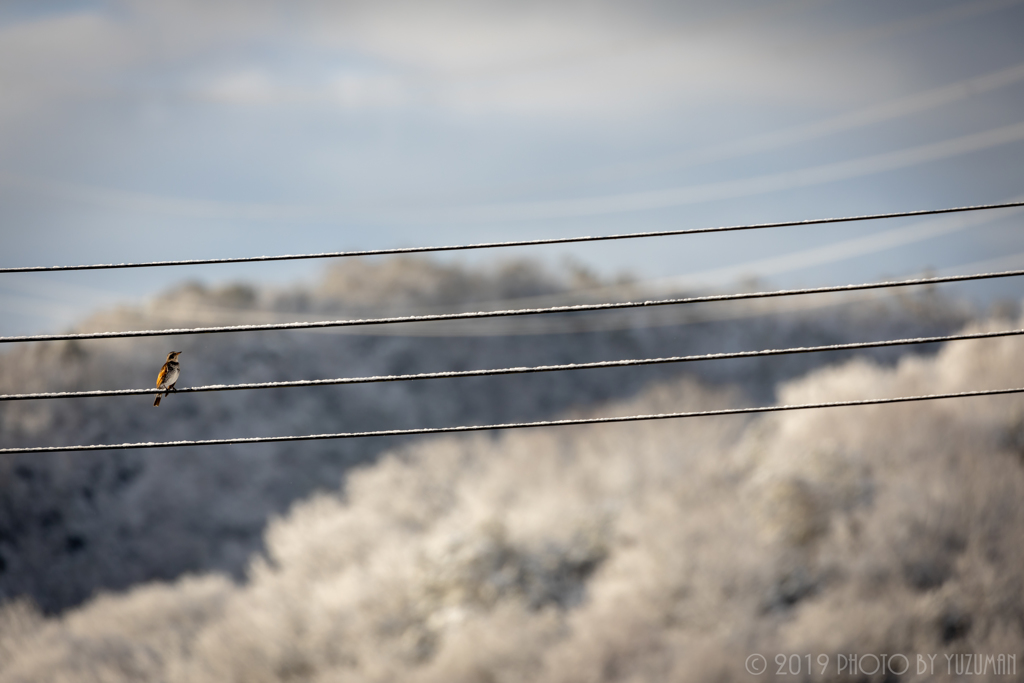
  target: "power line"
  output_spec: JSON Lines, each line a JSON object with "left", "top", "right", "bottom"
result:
{"left": 3, "top": 268, "right": 1022, "bottom": 344}
{"left": 1, "top": 201, "right": 1022, "bottom": 274}
{"left": 3, "top": 328, "right": 1021, "bottom": 401}
{"left": 3, "top": 386, "right": 1021, "bottom": 454}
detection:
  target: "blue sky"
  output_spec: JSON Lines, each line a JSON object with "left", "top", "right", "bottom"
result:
{"left": 1, "top": 0, "right": 1024, "bottom": 334}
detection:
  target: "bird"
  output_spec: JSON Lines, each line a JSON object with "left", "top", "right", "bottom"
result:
{"left": 154, "top": 351, "right": 182, "bottom": 407}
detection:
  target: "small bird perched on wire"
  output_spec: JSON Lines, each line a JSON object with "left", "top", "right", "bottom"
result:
{"left": 154, "top": 351, "right": 182, "bottom": 407}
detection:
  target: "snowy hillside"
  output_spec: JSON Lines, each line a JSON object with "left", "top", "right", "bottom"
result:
{"left": 1, "top": 310, "right": 1022, "bottom": 682}
{"left": 0, "top": 257, "right": 978, "bottom": 612}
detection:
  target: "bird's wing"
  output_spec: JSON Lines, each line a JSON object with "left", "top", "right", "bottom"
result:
{"left": 156, "top": 364, "right": 169, "bottom": 388}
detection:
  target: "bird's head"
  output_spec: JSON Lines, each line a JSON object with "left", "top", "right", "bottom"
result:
{"left": 167, "top": 351, "right": 182, "bottom": 360}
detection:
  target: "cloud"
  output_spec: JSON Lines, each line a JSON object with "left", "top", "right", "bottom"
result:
{"left": 5, "top": 121, "right": 1023, "bottom": 226}
{"left": 571, "top": 61, "right": 1024, "bottom": 185}
{"left": 4, "top": 1, "right": 1012, "bottom": 220}
{"left": 194, "top": 67, "right": 409, "bottom": 108}
{"left": 0, "top": 0, "right": 916, "bottom": 126}
{"left": 441, "top": 121, "right": 1024, "bottom": 221}
{"left": 1, "top": 0, "right": 1022, "bottom": 319}
{"left": 645, "top": 202, "right": 1024, "bottom": 291}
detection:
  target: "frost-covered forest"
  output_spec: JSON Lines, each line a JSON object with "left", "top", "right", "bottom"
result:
{"left": 1, "top": 258, "right": 1021, "bottom": 682}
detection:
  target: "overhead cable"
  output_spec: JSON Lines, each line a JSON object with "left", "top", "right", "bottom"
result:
{"left": 1, "top": 201, "right": 1022, "bottom": 274}
{"left": 3, "top": 268, "right": 1022, "bottom": 344}
{"left": 3, "top": 387, "right": 1022, "bottom": 454}
{"left": 3, "top": 327, "right": 1022, "bottom": 401}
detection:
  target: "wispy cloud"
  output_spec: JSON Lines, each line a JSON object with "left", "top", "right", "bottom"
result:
{"left": 5, "top": 118, "right": 1023, "bottom": 225}
{"left": 645, "top": 201, "right": 1024, "bottom": 291}
{"left": 569, "top": 61, "right": 1024, "bottom": 186}
{"left": 441, "top": 122, "right": 1024, "bottom": 222}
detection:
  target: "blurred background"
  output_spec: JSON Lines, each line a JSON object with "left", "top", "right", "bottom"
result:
{"left": 2, "top": 2, "right": 1024, "bottom": 681}
{"left": 2, "top": 0, "right": 1024, "bottom": 334}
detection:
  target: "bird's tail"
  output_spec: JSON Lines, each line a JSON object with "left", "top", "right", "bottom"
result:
{"left": 154, "top": 394, "right": 162, "bottom": 407}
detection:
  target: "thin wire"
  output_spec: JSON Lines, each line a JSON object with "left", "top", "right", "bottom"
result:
{"left": 3, "top": 387, "right": 1021, "bottom": 454}
{"left": 4, "top": 328, "right": 1021, "bottom": 401}
{"left": 3, "top": 268, "right": 1022, "bottom": 344}
{"left": 2, "top": 201, "right": 1022, "bottom": 274}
